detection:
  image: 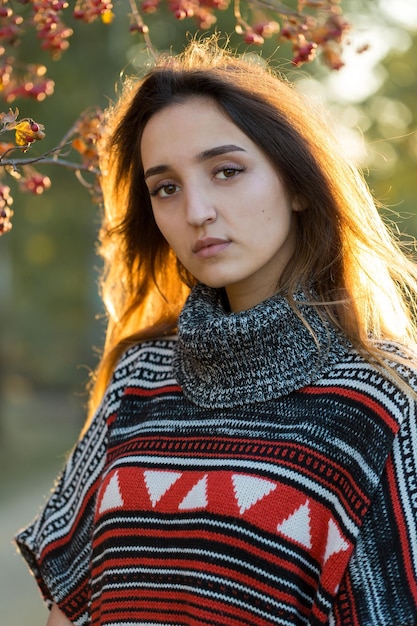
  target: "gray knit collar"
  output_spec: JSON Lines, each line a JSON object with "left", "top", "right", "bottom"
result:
{"left": 174, "top": 283, "right": 351, "bottom": 408}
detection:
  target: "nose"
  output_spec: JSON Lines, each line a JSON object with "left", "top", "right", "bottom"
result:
{"left": 184, "top": 185, "right": 217, "bottom": 227}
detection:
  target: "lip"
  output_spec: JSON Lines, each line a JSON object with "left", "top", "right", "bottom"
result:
{"left": 193, "top": 237, "right": 231, "bottom": 258}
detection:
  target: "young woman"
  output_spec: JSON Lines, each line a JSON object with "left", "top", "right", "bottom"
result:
{"left": 16, "top": 39, "right": 417, "bottom": 626}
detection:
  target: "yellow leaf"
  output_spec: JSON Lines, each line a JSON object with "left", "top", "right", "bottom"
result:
{"left": 15, "top": 121, "right": 32, "bottom": 146}
{"left": 14, "top": 119, "right": 45, "bottom": 146}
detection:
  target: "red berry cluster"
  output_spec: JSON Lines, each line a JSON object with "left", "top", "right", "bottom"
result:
{"left": 281, "top": 5, "right": 349, "bottom": 68}
{"left": 140, "top": 0, "right": 160, "bottom": 13}
{"left": 234, "top": 17, "right": 278, "bottom": 46}
{"left": 133, "top": 0, "right": 349, "bottom": 67}
{"left": 163, "top": 0, "right": 229, "bottom": 28}
{"left": 166, "top": 0, "right": 197, "bottom": 21}
{"left": 19, "top": 170, "right": 51, "bottom": 194}
{"left": 200, "top": 0, "right": 229, "bottom": 9}
{"left": 0, "top": 57, "right": 13, "bottom": 92}
{"left": 0, "top": 58, "right": 55, "bottom": 102}
{"left": 73, "top": 0, "right": 113, "bottom": 24}
{"left": 0, "top": 9, "right": 24, "bottom": 45}
{"left": 69, "top": 107, "right": 104, "bottom": 203}
{"left": 32, "top": 0, "right": 73, "bottom": 59}
{"left": 20, "top": 76, "right": 55, "bottom": 101}
{"left": 0, "top": 0, "right": 67, "bottom": 107}
{"left": 292, "top": 38, "right": 318, "bottom": 66}
{"left": 310, "top": 12, "right": 349, "bottom": 69}
{"left": 71, "top": 107, "right": 103, "bottom": 168}
{"left": 0, "top": 183, "right": 13, "bottom": 235}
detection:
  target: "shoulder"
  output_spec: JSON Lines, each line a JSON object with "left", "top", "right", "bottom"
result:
{"left": 111, "top": 336, "right": 178, "bottom": 388}
{"left": 316, "top": 340, "right": 417, "bottom": 422}
{"left": 117, "top": 336, "right": 177, "bottom": 369}
{"left": 327, "top": 338, "right": 417, "bottom": 382}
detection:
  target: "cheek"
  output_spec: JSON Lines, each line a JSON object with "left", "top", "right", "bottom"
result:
{"left": 254, "top": 206, "right": 297, "bottom": 249}
{"left": 152, "top": 212, "right": 182, "bottom": 252}
{"left": 151, "top": 208, "right": 168, "bottom": 237}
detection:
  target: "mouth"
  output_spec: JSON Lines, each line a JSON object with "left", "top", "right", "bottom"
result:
{"left": 193, "top": 237, "right": 231, "bottom": 258}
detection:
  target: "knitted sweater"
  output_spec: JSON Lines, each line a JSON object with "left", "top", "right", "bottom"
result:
{"left": 16, "top": 284, "right": 417, "bottom": 625}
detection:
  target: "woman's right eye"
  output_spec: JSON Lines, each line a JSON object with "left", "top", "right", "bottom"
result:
{"left": 150, "top": 183, "right": 179, "bottom": 198}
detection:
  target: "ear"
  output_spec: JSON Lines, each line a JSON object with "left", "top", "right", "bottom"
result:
{"left": 292, "top": 193, "right": 308, "bottom": 213}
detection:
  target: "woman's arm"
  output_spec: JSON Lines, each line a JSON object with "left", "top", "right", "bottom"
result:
{"left": 46, "top": 603, "right": 74, "bottom": 626}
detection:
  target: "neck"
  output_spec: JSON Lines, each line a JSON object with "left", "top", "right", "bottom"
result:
{"left": 225, "top": 280, "right": 279, "bottom": 312}
{"left": 174, "top": 284, "right": 351, "bottom": 408}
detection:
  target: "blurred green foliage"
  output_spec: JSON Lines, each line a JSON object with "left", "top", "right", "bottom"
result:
{"left": 1, "top": 19, "right": 121, "bottom": 394}
{"left": 364, "top": 41, "right": 417, "bottom": 239}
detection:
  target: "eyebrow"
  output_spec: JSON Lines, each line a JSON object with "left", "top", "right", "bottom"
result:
{"left": 143, "top": 144, "right": 246, "bottom": 180}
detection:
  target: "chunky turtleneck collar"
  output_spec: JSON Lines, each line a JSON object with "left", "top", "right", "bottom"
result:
{"left": 174, "top": 283, "right": 352, "bottom": 408}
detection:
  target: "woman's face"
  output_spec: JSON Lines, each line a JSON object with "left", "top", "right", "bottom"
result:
{"left": 141, "top": 98, "right": 300, "bottom": 312}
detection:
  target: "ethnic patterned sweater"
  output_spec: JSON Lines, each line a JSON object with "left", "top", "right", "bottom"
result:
{"left": 15, "top": 284, "right": 417, "bottom": 625}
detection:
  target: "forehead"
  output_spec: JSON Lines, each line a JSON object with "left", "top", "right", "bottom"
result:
{"left": 140, "top": 98, "right": 254, "bottom": 166}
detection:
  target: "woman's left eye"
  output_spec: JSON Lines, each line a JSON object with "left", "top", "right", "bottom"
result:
{"left": 214, "top": 166, "right": 246, "bottom": 180}
{"left": 150, "top": 183, "right": 179, "bottom": 198}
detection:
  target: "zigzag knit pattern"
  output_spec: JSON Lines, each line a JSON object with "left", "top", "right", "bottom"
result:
{"left": 15, "top": 287, "right": 417, "bottom": 626}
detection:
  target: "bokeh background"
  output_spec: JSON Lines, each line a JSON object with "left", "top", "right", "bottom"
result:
{"left": 1, "top": 0, "right": 417, "bottom": 622}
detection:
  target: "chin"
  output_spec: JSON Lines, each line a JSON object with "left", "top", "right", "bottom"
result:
{"left": 197, "top": 277, "right": 230, "bottom": 289}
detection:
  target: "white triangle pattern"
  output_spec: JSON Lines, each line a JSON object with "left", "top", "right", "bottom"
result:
{"left": 99, "top": 471, "right": 350, "bottom": 565}
{"left": 232, "top": 474, "right": 277, "bottom": 514}
{"left": 144, "top": 470, "right": 182, "bottom": 507}
{"left": 323, "top": 518, "right": 349, "bottom": 564}
{"left": 99, "top": 471, "right": 124, "bottom": 514}
{"left": 179, "top": 475, "right": 208, "bottom": 510}
{"left": 277, "top": 500, "right": 312, "bottom": 549}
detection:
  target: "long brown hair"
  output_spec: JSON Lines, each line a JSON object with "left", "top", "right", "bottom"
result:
{"left": 89, "top": 37, "right": 417, "bottom": 419}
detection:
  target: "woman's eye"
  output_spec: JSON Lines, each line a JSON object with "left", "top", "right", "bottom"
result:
{"left": 151, "top": 183, "right": 179, "bottom": 198}
{"left": 214, "top": 166, "right": 245, "bottom": 180}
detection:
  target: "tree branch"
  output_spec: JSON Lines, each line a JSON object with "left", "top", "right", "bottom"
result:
{"left": 0, "top": 142, "right": 100, "bottom": 176}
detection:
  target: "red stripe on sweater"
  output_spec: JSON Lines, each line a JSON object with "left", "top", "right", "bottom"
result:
{"left": 125, "top": 384, "right": 182, "bottom": 396}
{"left": 92, "top": 588, "right": 303, "bottom": 625}
{"left": 385, "top": 454, "right": 417, "bottom": 605}
{"left": 91, "top": 526, "right": 317, "bottom": 590}
{"left": 301, "top": 386, "right": 400, "bottom": 434}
